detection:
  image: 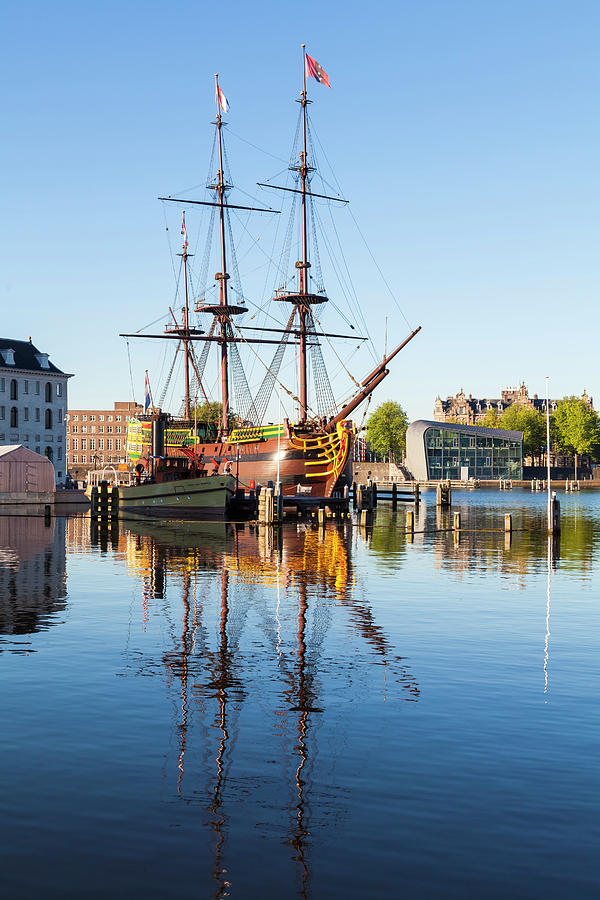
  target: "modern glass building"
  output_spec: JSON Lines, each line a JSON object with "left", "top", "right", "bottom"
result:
{"left": 406, "top": 420, "right": 523, "bottom": 481}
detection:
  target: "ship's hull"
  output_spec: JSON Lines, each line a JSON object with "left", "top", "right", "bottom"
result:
{"left": 127, "top": 420, "right": 355, "bottom": 497}
{"left": 119, "top": 474, "right": 235, "bottom": 519}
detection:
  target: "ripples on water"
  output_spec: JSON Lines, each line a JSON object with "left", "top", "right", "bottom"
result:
{"left": 0, "top": 489, "right": 598, "bottom": 898}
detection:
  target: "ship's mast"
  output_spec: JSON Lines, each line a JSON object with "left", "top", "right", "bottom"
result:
{"left": 215, "top": 74, "right": 231, "bottom": 436}
{"left": 297, "top": 45, "right": 311, "bottom": 422}
{"left": 182, "top": 243, "right": 191, "bottom": 419}
{"left": 166, "top": 214, "right": 196, "bottom": 420}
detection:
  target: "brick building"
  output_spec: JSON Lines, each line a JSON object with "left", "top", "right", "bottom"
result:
{"left": 66, "top": 401, "right": 142, "bottom": 480}
{"left": 434, "top": 382, "right": 594, "bottom": 425}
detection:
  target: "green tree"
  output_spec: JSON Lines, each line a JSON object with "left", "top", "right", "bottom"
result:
{"left": 500, "top": 403, "right": 546, "bottom": 461}
{"left": 190, "top": 401, "right": 239, "bottom": 430}
{"left": 366, "top": 401, "right": 409, "bottom": 461}
{"left": 191, "top": 401, "right": 224, "bottom": 423}
{"left": 552, "top": 396, "right": 600, "bottom": 480}
{"left": 481, "top": 407, "right": 502, "bottom": 428}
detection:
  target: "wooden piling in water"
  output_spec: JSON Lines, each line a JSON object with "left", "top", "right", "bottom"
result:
{"left": 504, "top": 513, "right": 512, "bottom": 533}
{"left": 406, "top": 510, "right": 414, "bottom": 533}
{"left": 258, "top": 486, "right": 274, "bottom": 524}
{"left": 436, "top": 481, "right": 451, "bottom": 507}
{"left": 549, "top": 493, "right": 561, "bottom": 534}
{"left": 110, "top": 486, "right": 119, "bottom": 519}
{"left": 453, "top": 512, "right": 461, "bottom": 531}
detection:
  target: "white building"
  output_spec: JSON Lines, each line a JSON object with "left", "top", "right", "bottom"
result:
{"left": 0, "top": 338, "right": 72, "bottom": 486}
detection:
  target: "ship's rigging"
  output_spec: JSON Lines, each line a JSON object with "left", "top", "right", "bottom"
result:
{"left": 122, "top": 50, "right": 420, "bottom": 436}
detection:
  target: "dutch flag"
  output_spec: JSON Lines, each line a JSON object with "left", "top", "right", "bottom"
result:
{"left": 144, "top": 372, "right": 151, "bottom": 414}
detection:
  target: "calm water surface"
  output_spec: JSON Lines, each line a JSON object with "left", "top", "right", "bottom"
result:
{"left": 1, "top": 489, "right": 599, "bottom": 898}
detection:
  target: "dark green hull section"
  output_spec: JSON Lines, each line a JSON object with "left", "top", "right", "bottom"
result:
{"left": 118, "top": 474, "right": 235, "bottom": 519}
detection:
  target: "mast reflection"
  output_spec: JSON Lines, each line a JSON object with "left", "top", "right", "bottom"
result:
{"left": 123, "top": 519, "right": 419, "bottom": 897}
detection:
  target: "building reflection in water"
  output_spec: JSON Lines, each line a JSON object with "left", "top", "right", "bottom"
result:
{"left": 414, "top": 501, "right": 598, "bottom": 585}
{"left": 121, "top": 519, "right": 419, "bottom": 898}
{"left": 0, "top": 515, "right": 67, "bottom": 651}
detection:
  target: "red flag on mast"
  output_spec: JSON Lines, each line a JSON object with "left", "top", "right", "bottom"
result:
{"left": 216, "top": 83, "right": 230, "bottom": 113}
{"left": 180, "top": 210, "right": 188, "bottom": 249}
{"left": 305, "top": 53, "right": 330, "bottom": 87}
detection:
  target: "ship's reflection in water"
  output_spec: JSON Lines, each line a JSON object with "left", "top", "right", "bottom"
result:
{"left": 0, "top": 516, "right": 67, "bottom": 652}
{"left": 120, "top": 520, "right": 419, "bottom": 898}
{"left": 2, "top": 496, "right": 599, "bottom": 897}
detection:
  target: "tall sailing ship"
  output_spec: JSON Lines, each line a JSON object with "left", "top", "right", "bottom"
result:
{"left": 122, "top": 49, "right": 420, "bottom": 497}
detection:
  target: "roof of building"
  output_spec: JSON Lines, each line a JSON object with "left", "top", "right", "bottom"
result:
{"left": 407, "top": 419, "right": 524, "bottom": 442}
{"left": 0, "top": 444, "right": 53, "bottom": 461}
{"left": 437, "top": 396, "right": 554, "bottom": 411}
{"left": 0, "top": 338, "right": 65, "bottom": 374}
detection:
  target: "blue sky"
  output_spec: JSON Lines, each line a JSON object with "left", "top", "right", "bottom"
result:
{"left": 2, "top": 0, "right": 598, "bottom": 421}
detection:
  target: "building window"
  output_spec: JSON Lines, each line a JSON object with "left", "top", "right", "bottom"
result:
{"left": 58, "top": 409, "right": 63, "bottom": 424}
{"left": 116, "top": 415, "right": 121, "bottom": 422}
{"left": 71, "top": 425, "right": 78, "bottom": 433}
{"left": 81, "top": 455, "right": 87, "bottom": 463}
{"left": 72, "top": 455, "right": 78, "bottom": 463}
{"left": 24, "top": 380, "right": 29, "bottom": 394}
{"left": 115, "top": 438, "right": 122, "bottom": 451}
{"left": 35, "top": 446, "right": 40, "bottom": 454}
{"left": 72, "top": 439, "right": 78, "bottom": 450}
{"left": 98, "top": 426, "right": 104, "bottom": 434}
{"left": 99, "top": 415, "right": 104, "bottom": 421}
{"left": 81, "top": 439, "right": 87, "bottom": 451}
{"left": 24, "top": 408, "right": 29, "bottom": 422}
{"left": 90, "top": 425, "right": 96, "bottom": 433}
{"left": 10, "top": 407, "right": 18, "bottom": 427}
{"left": 45, "top": 383, "right": 52, "bottom": 402}
{"left": 106, "top": 439, "right": 113, "bottom": 451}
{"left": 35, "top": 408, "right": 40, "bottom": 422}
{"left": 0, "top": 378, "right": 4, "bottom": 392}
{"left": 35, "top": 381, "right": 40, "bottom": 395}
{"left": 57, "top": 447, "right": 63, "bottom": 460}
{"left": 45, "top": 446, "right": 53, "bottom": 462}
{"left": 72, "top": 414, "right": 78, "bottom": 421}
{"left": 45, "top": 409, "right": 53, "bottom": 429}
{"left": 89, "top": 439, "right": 96, "bottom": 450}
{"left": 57, "top": 384, "right": 63, "bottom": 397}
{"left": 81, "top": 425, "right": 87, "bottom": 433}
{"left": 0, "top": 407, "right": 4, "bottom": 420}
{"left": 10, "top": 380, "right": 18, "bottom": 400}
{"left": 107, "top": 425, "right": 113, "bottom": 433}
{"left": 98, "top": 439, "right": 104, "bottom": 450}
{"left": 82, "top": 415, "right": 87, "bottom": 421}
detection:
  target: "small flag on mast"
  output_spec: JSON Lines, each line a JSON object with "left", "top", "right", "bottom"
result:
{"left": 305, "top": 53, "right": 330, "bottom": 87}
{"left": 216, "top": 83, "right": 230, "bottom": 113}
{"left": 144, "top": 372, "right": 151, "bottom": 414}
{"left": 181, "top": 210, "right": 188, "bottom": 249}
